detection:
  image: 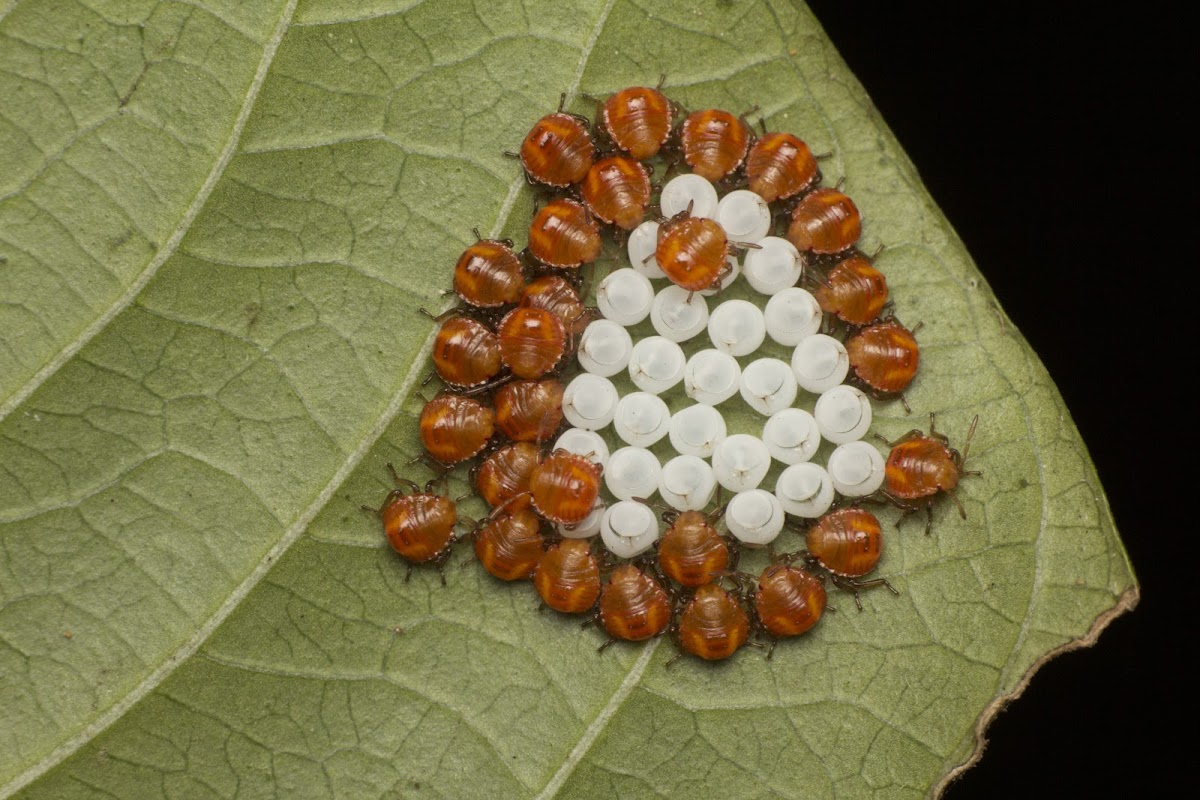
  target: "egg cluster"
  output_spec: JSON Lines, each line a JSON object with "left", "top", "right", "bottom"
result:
{"left": 369, "top": 85, "right": 978, "bottom": 663}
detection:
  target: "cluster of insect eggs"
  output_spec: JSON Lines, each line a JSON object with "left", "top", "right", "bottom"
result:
{"left": 371, "top": 84, "right": 974, "bottom": 663}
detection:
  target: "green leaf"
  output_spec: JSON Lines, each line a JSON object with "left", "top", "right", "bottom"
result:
{"left": 0, "top": 1, "right": 1136, "bottom": 797}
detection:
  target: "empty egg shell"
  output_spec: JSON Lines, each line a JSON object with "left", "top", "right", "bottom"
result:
{"left": 562, "top": 373, "right": 618, "bottom": 430}
{"left": 668, "top": 403, "right": 727, "bottom": 458}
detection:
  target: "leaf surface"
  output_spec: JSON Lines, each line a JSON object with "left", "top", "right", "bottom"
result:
{"left": 0, "top": 1, "right": 1136, "bottom": 797}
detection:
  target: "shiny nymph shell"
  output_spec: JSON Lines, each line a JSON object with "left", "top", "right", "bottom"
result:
{"left": 475, "top": 441, "right": 539, "bottom": 511}
{"left": 497, "top": 306, "right": 567, "bottom": 379}
{"left": 814, "top": 255, "right": 888, "bottom": 326}
{"left": 380, "top": 491, "right": 457, "bottom": 564}
{"left": 806, "top": 507, "right": 883, "bottom": 578}
{"left": 474, "top": 509, "right": 545, "bottom": 581}
{"left": 521, "top": 276, "right": 587, "bottom": 335}
{"left": 431, "top": 316, "right": 501, "bottom": 388}
{"left": 599, "top": 565, "right": 672, "bottom": 642}
{"left": 787, "top": 188, "right": 862, "bottom": 254}
{"left": 658, "top": 510, "right": 729, "bottom": 588}
{"left": 677, "top": 583, "right": 750, "bottom": 661}
{"left": 602, "top": 86, "right": 674, "bottom": 159}
{"left": 520, "top": 112, "right": 595, "bottom": 187}
{"left": 680, "top": 109, "right": 751, "bottom": 181}
{"left": 534, "top": 538, "right": 601, "bottom": 613}
{"left": 419, "top": 394, "right": 494, "bottom": 465}
{"left": 581, "top": 156, "right": 652, "bottom": 230}
{"left": 453, "top": 239, "right": 525, "bottom": 308}
{"left": 494, "top": 378, "right": 564, "bottom": 443}
{"left": 528, "top": 198, "right": 602, "bottom": 268}
{"left": 529, "top": 450, "right": 603, "bottom": 524}
{"left": 846, "top": 319, "right": 921, "bottom": 395}
{"left": 745, "top": 132, "right": 819, "bottom": 202}
{"left": 755, "top": 564, "right": 827, "bottom": 638}
{"left": 656, "top": 216, "right": 729, "bottom": 292}
{"left": 885, "top": 436, "right": 960, "bottom": 501}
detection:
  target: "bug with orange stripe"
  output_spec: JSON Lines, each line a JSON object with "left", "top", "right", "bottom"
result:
{"left": 452, "top": 233, "right": 526, "bottom": 310}
{"left": 528, "top": 449, "right": 602, "bottom": 526}
{"left": 364, "top": 466, "right": 460, "bottom": 582}
{"left": 494, "top": 378, "right": 564, "bottom": 443}
{"left": 520, "top": 275, "right": 589, "bottom": 336}
{"left": 533, "top": 538, "right": 602, "bottom": 614}
{"left": 429, "top": 315, "right": 502, "bottom": 389}
{"left": 745, "top": 131, "right": 820, "bottom": 203}
{"left": 518, "top": 104, "right": 595, "bottom": 188}
{"left": 657, "top": 506, "right": 734, "bottom": 589}
{"left": 497, "top": 305, "right": 568, "bottom": 379}
{"left": 474, "top": 441, "right": 540, "bottom": 511}
{"left": 679, "top": 108, "right": 751, "bottom": 182}
{"left": 813, "top": 253, "right": 889, "bottom": 327}
{"left": 419, "top": 393, "right": 495, "bottom": 466}
{"left": 473, "top": 507, "right": 546, "bottom": 582}
{"left": 804, "top": 507, "right": 899, "bottom": 610}
{"left": 670, "top": 579, "right": 752, "bottom": 664}
{"left": 881, "top": 414, "right": 981, "bottom": 535}
{"left": 599, "top": 83, "right": 676, "bottom": 160}
{"left": 581, "top": 155, "right": 653, "bottom": 231}
{"left": 595, "top": 564, "right": 672, "bottom": 649}
{"left": 528, "top": 198, "right": 603, "bottom": 269}
{"left": 754, "top": 562, "right": 827, "bottom": 658}
{"left": 846, "top": 318, "right": 921, "bottom": 411}
{"left": 787, "top": 187, "right": 862, "bottom": 254}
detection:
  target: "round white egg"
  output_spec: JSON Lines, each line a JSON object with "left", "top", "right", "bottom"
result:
{"left": 554, "top": 428, "right": 610, "bottom": 466}
{"left": 791, "top": 333, "right": 849, "bottom": 393}
{"left": 650, "top": 285, "right": 709, "bottom": 343}
{"left": 683, "top": 348, "right": 742, "bottom": 406}
{"left": 627, "top": 220, "right": 665, "bottom": 279}
{"left": 813, "top": 385, "right": 872, "bottom": 444}
{"left": 600, "top": 501, "right": 660, "bottom": 559}
{"left": 628, "top": 335, "right": 686, "bottom": 394}
{"left": 762, "top": 408, "right": 822, "bottom": 464}
{"left": 711, "top": 434, "right": 772, "bottom": 493}
{"left": 659, "top": 455, "right": 717, "bottom": 511}
{"left": 613, "top": 392, "right": 671, "bottom": 448}
{"left": 764, "top": 287, "right": 822, "bottom": 346}
{"left": 715, "top": 190, "right": 772, "bottom": 243}
{"left": 668, "top": 404, "right": 727, "bottom": 458}
{"left": 738, "top": 357, "right": 798, "bottom": 416}
{"left": 827, "top": 440, "right": 886, "bottom": 497}
{"left": 660, "top": 173, "right": 719, "bottom": 219}
{"left": 743, "top": 236, "right": 803, "bottom": 295}
{"left": 605, "top": 447, "right": 662, "bottom": 501}
{"left": 577, "top": 319, "right": 633, "bottom": 377}
{"left": 724, "top": 489, "right": 785, "bottom": 546}
{"left": 775, "top": 462, "right": 834, "bottom": 518}
{"left": 707, "top": 299, "right": 766, "bottom": 356}
{"left": 562, "top": 373, "right": 618, "bottom": 430}
{"left": 558, "top": 499, "right": 604, "bottom": 538}
{"left": 597, "top": 268, "right": 654, "bottom": 327}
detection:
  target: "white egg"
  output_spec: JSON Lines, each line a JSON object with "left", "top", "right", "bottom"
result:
{"left": 738, "top": 357, "right": 798, "bottom": 416}
{"left": 660, "top": 173, "right": 719, "bottom": 219}
{"left": 683, "top": 348, "right": 742, "bottom": 406}
{"left": 764, "top": 287, "right": 822, "bottom": 346}
{"left": 762, "top": 408, "right": 822, "bottom": 464}
{"left": 668, "top": 404, "right": 727, "bottom": 458}
{"left": 605, "top": 447, "right": 662, "bottom": 501}
{"left": 628, "top": 220, "right": 665, "bottom": 279}
{"left": 600, "top": 500, "right": 660, "bottom": 559}
{"left": 577, "top": 319, "right": 633, "bottom": 377}
{"left": 707, "top": 299, "right": 766, "bottom": 356}
{"left": 724, "top": 489, "right": 785, "bottom": 546}
{"left": 743, "top": 236, "right": 803, "bottom": 295}
{"left": 711, "top": 434, "right": 772, "bottom": 493}
{"left": 775, "top": 462, "right": 834, "bottom": 518}
{"left": 650, "top": 284, "right": 709, "bottom": 343}
{"left": 613, "top": 392, "right": 671, "bottom": 447}
{"left": 627, "top": 335, "right": 686, "bottom": 394}
{"left": 791, "top": 333, "right": 849, "bottom": 393}
{"left": 554, "top": 428, "right": 610, "bottom": 466}
{"left": 659, "top": 455, "right": 717, "bottom": 511}
{"left": 827, "top": 440, "right": 886, "bottom": 497}
{"left": 715, "top": 190, "right": 772, "bottom": 243}
{"left": 597, "top": 267, "right": 654, "bottom": 327}
{"left": 813, "top": 385, "right": 872, "bottom": 444}
{"left": 562, "top": 373, "right": 618, "bottom": 430}
{"left": 558, "top": 499, "right": 605, "bottom": 538}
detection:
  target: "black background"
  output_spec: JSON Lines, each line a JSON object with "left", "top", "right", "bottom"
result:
{"left": 805, "top": 3, "right": 1188, "bottom": 796}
